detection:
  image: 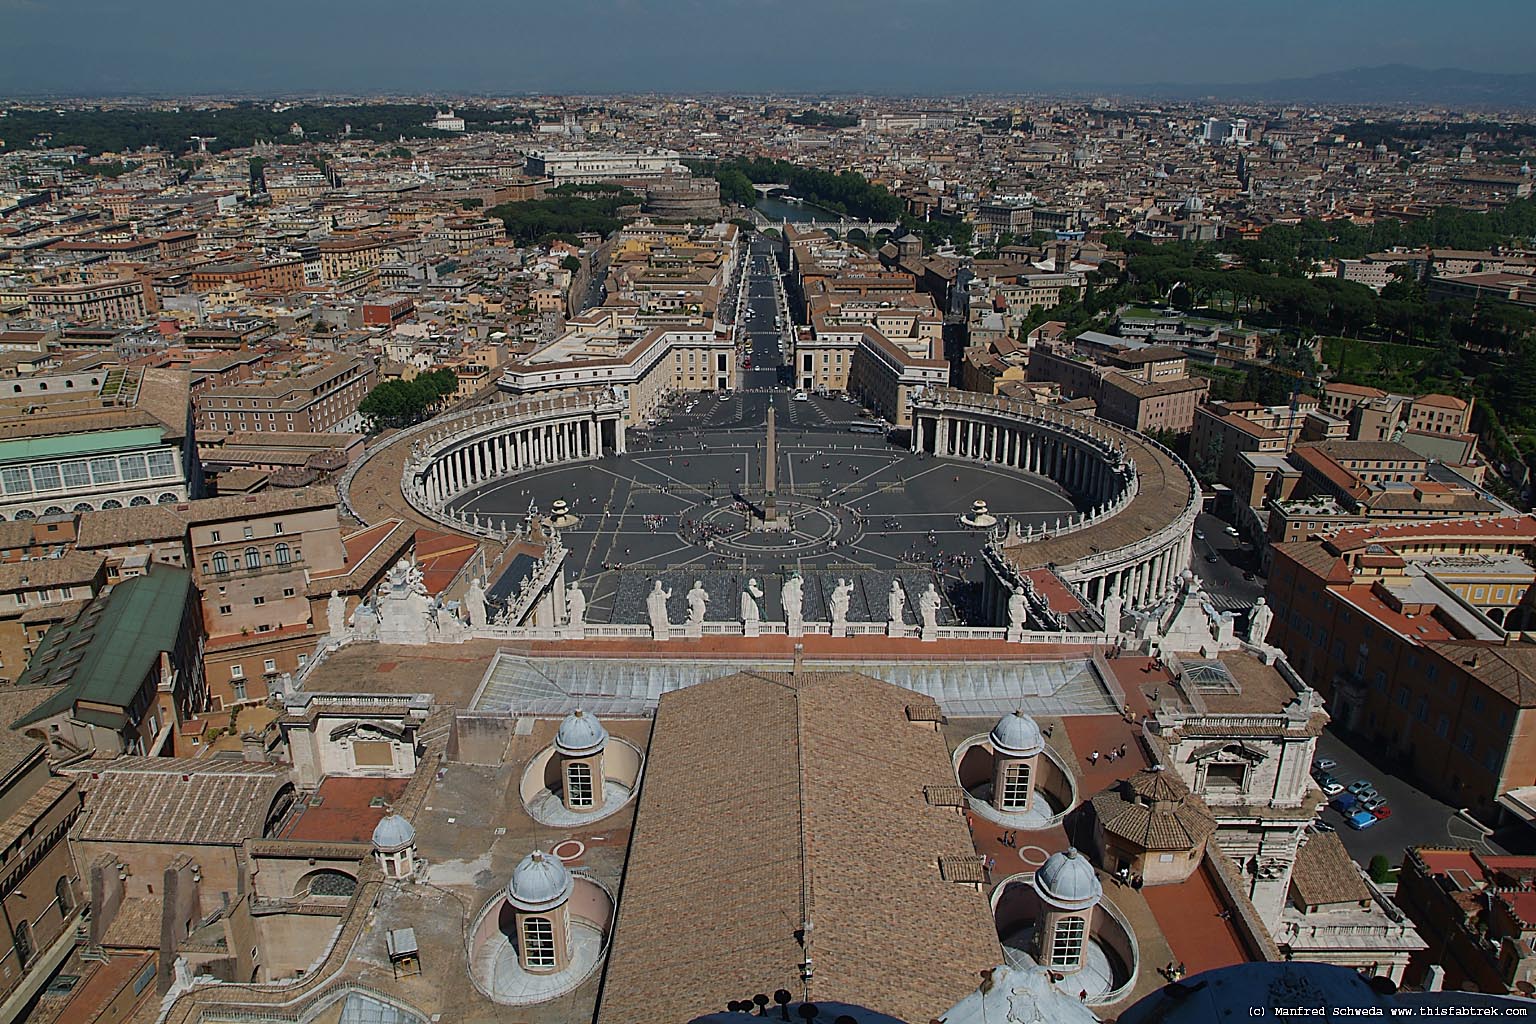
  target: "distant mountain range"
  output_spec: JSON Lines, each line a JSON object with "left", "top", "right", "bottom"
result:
{"left": 1131, "top": 65, "right": 1536, "bottom": 108}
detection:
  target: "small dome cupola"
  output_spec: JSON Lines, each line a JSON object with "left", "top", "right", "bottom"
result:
{"left": 989, "top": 711, "right": 1045, "bottom": 758}
{"left": 506, "top": 850, "right": 574, "bottom": 912}
{"left": 371, "top": 812, "right": 419, "bottom": 880}
{"left": 371, "top": 813, "right": 415, "bottom": 853}
{"left": 1034, "top": 848, "right": 1103, "bottom": 911}
{"left": 555, "top": 709, "right": 609, "bottom": 757}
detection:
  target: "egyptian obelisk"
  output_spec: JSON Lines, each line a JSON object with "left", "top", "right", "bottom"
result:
{"left": 763, "top": 404, "right": 778, "bottom": 524}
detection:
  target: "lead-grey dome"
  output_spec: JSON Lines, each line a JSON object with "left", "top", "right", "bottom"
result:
{"left": 506, "top": 850, "right": 574, "bottom": 911}
{"left": 1034, "top": 847, "right": 1103, "bottom": 911}
{"left": 555, "top": 709, "right": 609, "bottom": 757}
{"left": 989, "top": 711, "right": 1045, "bottom": 757}
{"left": 371, "top": 813, "right": 415, "bottom": 852}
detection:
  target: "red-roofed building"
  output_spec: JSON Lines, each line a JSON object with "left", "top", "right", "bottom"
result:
{"left": 1266, "top": 518, "right": 1536, "bottom": 814}
{"left": 1396, "top": 847, "right": 1536, "bottom": 993}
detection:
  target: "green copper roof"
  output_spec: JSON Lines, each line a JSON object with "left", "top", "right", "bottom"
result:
{"left": 0, "top": 426, "right": 166, "bottom": 464}
{"left": 15, "top": 565, "right": 193, "bottom": 728}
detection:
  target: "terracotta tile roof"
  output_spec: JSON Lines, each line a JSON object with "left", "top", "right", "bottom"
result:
{"left": 68, "top": 756, "right": 291, "bottom": 846}
{"left": 76, "top": 506, "right": 188, "bottom": 548}
{"left": 598, "top": 671, "right": 1000, "bottom": 1024}
{"left": 0, "top": 550, "right": 103, "bottom": 591}
{"left": 1423, "top": 640, "right": 1536, "bottom": 706}
{"left": 1291, "top": 832, "right": 1370, "bottom": 907}
{"left": 1090, "top": 769, "right": 1216, "bottom": 851}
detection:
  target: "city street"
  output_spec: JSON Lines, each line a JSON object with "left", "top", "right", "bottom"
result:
{"left": 740, "top": 236, "right": 792, "bottom": 390}
{"left": 1189, "top": 512, "right": 1265, "bottom": 614}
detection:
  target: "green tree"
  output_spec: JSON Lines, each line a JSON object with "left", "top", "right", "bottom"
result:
{"left": 1368, "top": 855, "right": 1393, "bottom": 884}
{"left": 358, "top": 370, "right": 459, "bottom": 432}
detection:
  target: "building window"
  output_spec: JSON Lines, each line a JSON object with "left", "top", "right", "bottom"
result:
{"left": 275, "top": 543, "right": 291, "bottom": 565}
{"left": 218, "top": 604, "right": 231, "bottom": 615}
{"left": 232, "top": 678, "right": 246, "bottom": 701}
{"left": 212, "top": 551, "right": 228, "bottom": 574}
{"left": 522, "top": 916, "right": 556, "bottom": 969}
{"left": 1000, "top": 763, "right": 1031, "bottom": 810}
{"left": 263, "top": 659, "right": 277, "bottom": 673}
{"left": 244, "top": 546, "right": 259, "bottom": 566}
{"left": 566, "top": 761, "right": 594, "bottom": 808}
{"left": 230, "top": 665, "right": 244, "bottom": 679}
{"left": 253, "top": 596, "right": 265, "bottom": 606}
{"left": 243, "top": 527, "right": 254, "bottom": 540}
{"left": 13, "top": 921, "right": 31, "bottom": 965}
{"left": 1205, "top": 762, "right": 1247, "bottom": 792}
{"left": 57, "top": 876, "right": 72, "bottom": 915}
{"left": 1049, "top": 915, "right": 1085, "bottom": 969}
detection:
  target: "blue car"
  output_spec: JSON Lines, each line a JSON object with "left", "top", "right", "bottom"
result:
{"left": 1330, "top": 793, "right": 1358, "bottom": 814}
{"left": 1345, "top": 809, "right": 1379, "bottom": 830}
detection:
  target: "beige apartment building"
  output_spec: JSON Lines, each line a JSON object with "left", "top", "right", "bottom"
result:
{"left": 188, "top": 489, "right": 347, "bottom": 709}
{"left": 317, "top": 236, "right": 389, "bottom": 280}
{"left": 25, "top": 278, "right": 150, "bottom": 324}
{"left": 0, "top": 551, "right": 107, "bottom": 686}
{"left": 0, "top": 742, "right": 84, "bottom": 1019}
{"left": 196, "top": 355, "right": 376, "bottom": 435}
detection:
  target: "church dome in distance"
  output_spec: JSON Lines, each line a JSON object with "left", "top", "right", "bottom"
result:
{"left": 506, "top": 850, "right": 574, "bottom": 912}
{"left": 989, "top": 710, "right": 1045, "bottom": 757}
{"left": 371, "top": 813, "right": 415, "bottom": 853}
{"left": 1034, "top": 847, "right": 1103, "bottom": 911}
{"left": 555, "top": 708, "right": 609, "bottom": 757}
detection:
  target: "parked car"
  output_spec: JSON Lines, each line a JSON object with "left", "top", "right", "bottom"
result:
{"left": 1194, "top": 530, "right": 1205, "bottom": 540}
{"left": 1345, "top": 809, "right": 1380, "bottom": 830}
{"left": 1347, "top": 779, "right": 1376, "bottom": 797}
{"left": 1225, "top": 526, "right": 1241, "bottom": 537}
{"left": 1363, "top": 795, "right": 1392, "bottom": 818}
{"left": 1316, "top": 774, "right": 1345, "bottom": 797}
{"left": 793, "top": 390, "right": 809, "bottom": 402}
{"left": 1309, "top": 820, "right": 1337, "bottom": 834}
{"left": 1314, "top": 757, "right": 1338, "bottom": 772}
{"left": 1330, "top": 793, "right": 1358, "bottom": 814}
{"left": 1206, "top": 554, "right": 1220, "bottom": 563}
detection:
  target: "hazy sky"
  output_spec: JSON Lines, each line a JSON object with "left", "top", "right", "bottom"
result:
{"left": 2, "top": 0, "right": 1533, "bottom": 96}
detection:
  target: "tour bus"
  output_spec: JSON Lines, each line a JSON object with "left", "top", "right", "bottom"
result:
{"left": 847, "top": 421, "right": 885, "bottom": 435}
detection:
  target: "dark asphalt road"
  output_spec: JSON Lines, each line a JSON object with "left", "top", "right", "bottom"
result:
{"left": 741, "top": 237, "right": 791, "bottom": 390}
{"left": 1190, "top": 511, "right": 1266, "bottom": 616}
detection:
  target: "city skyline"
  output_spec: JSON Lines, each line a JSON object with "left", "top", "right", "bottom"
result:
{"left": 2, "top": 0, "right": 1534, "bottom": 97}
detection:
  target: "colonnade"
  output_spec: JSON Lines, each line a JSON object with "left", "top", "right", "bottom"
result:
{"left": 420, "top": 416, "right": 610, "bottom": 508}
{"left": 1077, "top": 535, "right": 1194, "bottom": 610}
{"left": 910, "top": 390, "right": 1201, "bottom": 619}
{"left": 914, "top": 412, "right": 1127, "bottom": 510}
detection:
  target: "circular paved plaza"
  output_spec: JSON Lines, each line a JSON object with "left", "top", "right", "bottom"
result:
{"left": 450, "top": 392, "right": 1078, "bottom": 626}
